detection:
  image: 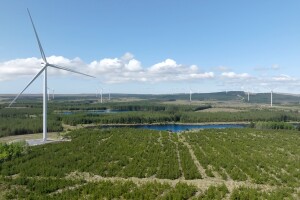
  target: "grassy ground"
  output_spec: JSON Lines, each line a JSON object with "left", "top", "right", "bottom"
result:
{"left": 0, "top": 132, "right": 62, "bottom": 143}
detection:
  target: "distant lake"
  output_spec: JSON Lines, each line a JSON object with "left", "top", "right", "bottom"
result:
{"left": 102, "top": 124, "right": 246, "bottom": 132}
{"left": 60, "top": 110, "right": 129, "bottom": 115}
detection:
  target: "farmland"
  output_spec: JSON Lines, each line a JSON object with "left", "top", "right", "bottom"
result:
{"left": 0, "top": 127, "right": 299, "bottom": 199}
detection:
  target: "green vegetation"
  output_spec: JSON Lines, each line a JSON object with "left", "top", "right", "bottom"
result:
{"left": 0, "top": 127, "right": 299, "bottom": 198}
{"left": 0, "top": 107, "right": 62, "bottom": 137}
{"left": 1, "top": 95, "right": 300, "bottom": 198}
{"left": 251, "top": 121, "right": 295, "bottom": 130}
{"left": 186, "top": 128, "right": 300, "bottom": 187}
{"left": 195, "top": 184, "right": 229, "bottom": 200}
{"left": 0, "top": 128, "right": 182, "bottom": 179}
{"left": 178, "top": 142, "right": 202, "bottom": 179}
{"left": 230, "top": 187, "right": 295, "bottom": 200}
{"left": 1, "top": 97, "right": 300, "bottom": 137}
{"left": 0, "top": 141, "right": 28, "bottom": 162}
{"left": 62, "top": 109, "right": 300, "bottom": 126}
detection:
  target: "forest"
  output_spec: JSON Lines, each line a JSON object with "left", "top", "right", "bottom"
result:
{"left": 1, "top": 98, "right": 300, "bottom": 137}
{"left": 0, "top": 127, "right": 299, "bottom": 199}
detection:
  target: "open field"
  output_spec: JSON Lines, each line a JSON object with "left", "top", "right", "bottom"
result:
{"left": 0, "top": 132, "right": 61, "bottom": 143}
{"left": 0, "top": 128, "right": 299, "bottom": 199}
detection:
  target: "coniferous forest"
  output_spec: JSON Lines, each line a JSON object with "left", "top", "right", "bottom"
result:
{"left": 0, "top": 127, "right": 299, "bottom": 199}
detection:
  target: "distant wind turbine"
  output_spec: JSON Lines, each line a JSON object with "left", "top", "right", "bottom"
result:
{"left": 263, "top": 84, "right": 276, "bottom": 107}
{"left": 247, "top": 91, "right": 250, "bottom": 102}
{"left": 189, "top": 87, "right": 192, "bottom": 102}
{"left": 8, "top": 9, "right": 95, "bottom": 142}
{"left": 270, "top": 90, "right": 273, "bottom": 107}
{"left": 99, "top": 88, "right": 103, "bottom": 103}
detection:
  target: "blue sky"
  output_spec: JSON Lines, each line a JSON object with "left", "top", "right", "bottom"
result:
{"left": 1, "top": 0, "right": 300, "bottom": 94}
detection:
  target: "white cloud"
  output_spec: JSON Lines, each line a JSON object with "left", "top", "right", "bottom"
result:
{"left": 272, "top": 74, "right": 296, "bottom": 82}
{"left": 221, "top": 72, "right": 251, "bottom": 79}
{"left": 125, "top": 59, "right": 142, "bottom": 71}
{"left": 148, "top": 59, "right": 178, "bottom": 74}
{"left": 0, "top": 53, "right": 214, "bottom": 84}
{"left": 0, "top": 57, "right": 41, "bottom": 81}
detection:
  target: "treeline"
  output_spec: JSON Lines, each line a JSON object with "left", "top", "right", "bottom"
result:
{"left": 62, "top": 110, "right": 300, "bottom": 126}
{"left": 249, "top": 121, "right": 295, "bottom": 130}
{"left": 0, "top": 117, "right": 63, "bottom": 137}
{"left": 50, "top": 100, "right": 207, "bottom": 112}
{"left": 0, "top": 108, "right": 63, "bottom": 137}
{"left": 62, "top": 111, "right": 179, "bottom": 126}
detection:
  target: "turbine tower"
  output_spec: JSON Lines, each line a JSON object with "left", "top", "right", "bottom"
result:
{"left": 247, "top": 91, "right": 250, "bottom": 102}
{"left": 271, "top": 90, "right": 273, "bottom": 107}
{"left": 99, "top": 88, "right": 103, "bottom": 103}
{"left": 9, "top": 9, "right": 95, "bottom": 142}
{"left": 189, "top": 87, "right": 192, "bottom": 102}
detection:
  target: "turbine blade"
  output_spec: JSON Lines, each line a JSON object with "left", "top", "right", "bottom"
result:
{"left": 48, "top": 63, "right": 96, "bottom": 78}
{"left": 9, "top": 66, "right": 46, "bottom": 107}
{"left": 27, "top": 8, "right": 47, "bottom": 63}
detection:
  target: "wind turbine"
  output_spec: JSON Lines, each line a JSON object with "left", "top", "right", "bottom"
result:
{"left": 262, "top": 84, "right": 276, "bottom": 107}
{"left": 270, "top": 89, "right": 273, "bottom": 107}
{"left": 99, "top": 88, "right": 103, "bottom": 103}
{"left": 243, "top": 87, "right": 250, "bottom": 102}
{"left": 8, "top": 9, "right": 95, "bottom": 142}
{"left": 189, "top": 87, "right": 192, "bottom": 102}
{"left": 247, "top": 91, "right": 250, "bottom": 102}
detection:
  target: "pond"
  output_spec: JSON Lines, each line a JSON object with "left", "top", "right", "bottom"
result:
{"left": 101, "top": 124, "right": 246, "bottom": 132}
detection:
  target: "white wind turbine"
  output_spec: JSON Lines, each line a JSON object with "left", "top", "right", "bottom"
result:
{"left": 270, "top": 89, "right": 273, "bottom": 107}
{"left": 267, "top": 87, "right": 276, "bottom": 107}
{"left": 241, "top": 86, "right": 250, "bottom": 102}
{"left": 262, "top": 84, "right": 276, "bottom": 107}
{"left": 99, "top": 88, "right": 103, "bottom": 103}
{"left": 8, "top": 9, "right": 95, "bottom": 142}
{"left": 189, "top": 87, "right": 193, "bottom": 102}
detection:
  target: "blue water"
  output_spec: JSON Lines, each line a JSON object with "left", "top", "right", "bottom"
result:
{"left": 102, "top": 124, "right": 245, "bottom": 132}
{"left": 134, "top": 124, "right": 245, "bottom": 132}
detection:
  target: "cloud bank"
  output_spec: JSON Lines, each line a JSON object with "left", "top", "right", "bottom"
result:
{"left": 1, "top": 53, "right": 298, "bottom": 93}
{"left": 0, "top": 53, "right": 214, "bottom": 83}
